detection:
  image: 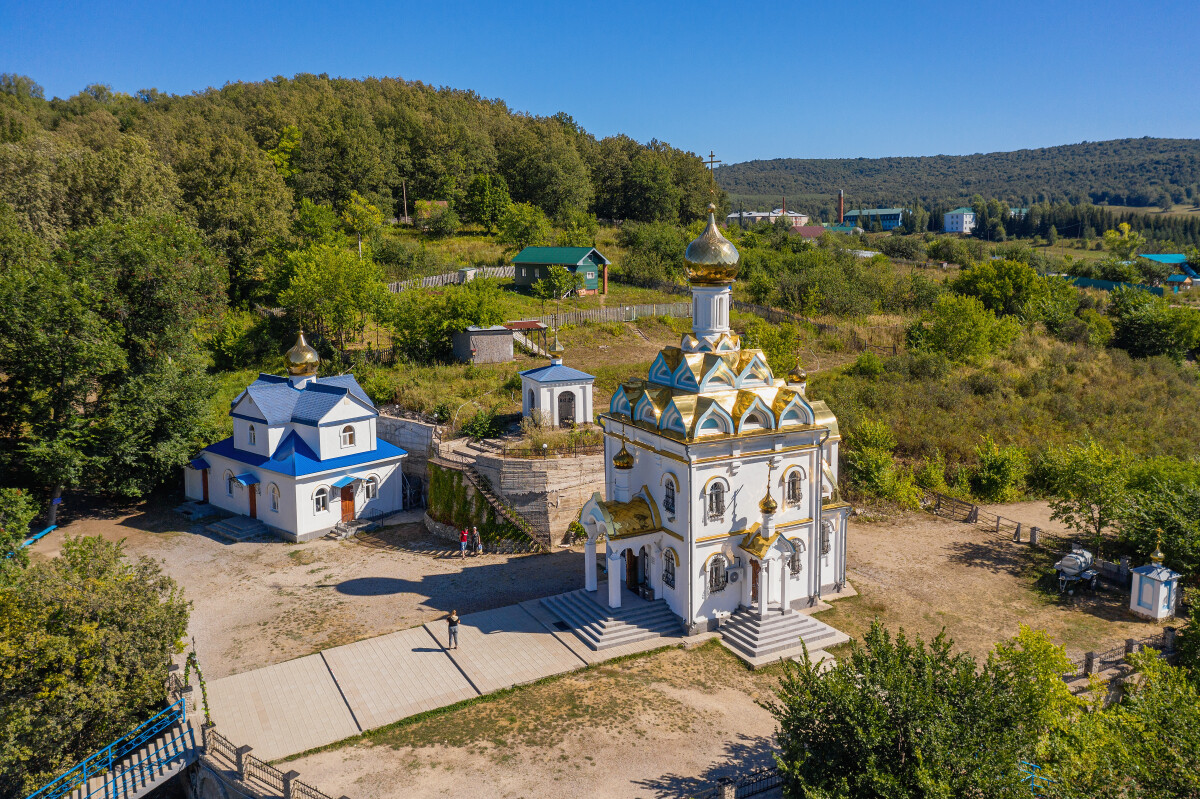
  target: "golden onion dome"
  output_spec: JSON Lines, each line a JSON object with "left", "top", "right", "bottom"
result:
{"left": 684, "top": 203, "right": 740, "bottom": 286}
{"left": 613, "top": 444, "right": 634, "bottom": 470}
{"left": 759, "top": 462, "right": 778, "bottom": 515}
{"left": 285, "top": 331, "right": 320, "bottom": 377}
{"left": 787, "top": 358, "right": 808, "bottom": 385}
{"left": 550, "top": 331, "right": 565, "bottom": 357}
{"left": 1151, "top": 529, "right": 1165, "bottom": 565}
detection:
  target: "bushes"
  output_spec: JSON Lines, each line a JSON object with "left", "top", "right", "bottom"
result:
{"left": 968, "top": 435, "right": 1028, "bottom": 502}
{"left": 907, "top": 293, "right": 1021, "bottom": 363}
{"left": 844, "top": 419, "right": 922, "bottom": 509}
{"left": 1108, "top": 285, "right": 1200, "bottom": 361}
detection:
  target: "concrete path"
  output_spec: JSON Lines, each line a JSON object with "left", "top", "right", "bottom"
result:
{"left": 206, "top": 599, "right": 680, "bottom": 761}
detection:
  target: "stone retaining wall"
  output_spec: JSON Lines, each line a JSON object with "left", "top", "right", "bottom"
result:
{"left": 474, "top": 451, "right": 605, "bottom": 544}
{"left": 377, "top": 415, "right": 437, "bottom": 477}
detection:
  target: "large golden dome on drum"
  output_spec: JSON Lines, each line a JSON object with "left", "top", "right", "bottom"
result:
{"left": 285, "top": 331, "right": 320, "bottom": 377}
{"left": 684, "top": 203, "right": 740, "bottom": 286}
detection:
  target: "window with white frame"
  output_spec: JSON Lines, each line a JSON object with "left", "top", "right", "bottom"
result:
{"left": 314, "top": 487, "right": 329, "bottom": 513}
{"left": 341, "top": 425, "right": 355, "bottom": 448}
{"left": 707, "top": 483, "right": 725, "bottom": 519}
{"left": 365, "top": 476, "right": 379, "bottom": 499}
{"left": 708, "top": 554, "right": 728, "bottom": 593}
{"left": 247, "top": 424, "right": 256, "bottom": 446}
{"left": 269, "top": 483, "right": 280, "bottom": 512}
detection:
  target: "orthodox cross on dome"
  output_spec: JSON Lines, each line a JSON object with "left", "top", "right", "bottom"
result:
{"left": 705, "top": 150, "right": 721, "bottom": 198}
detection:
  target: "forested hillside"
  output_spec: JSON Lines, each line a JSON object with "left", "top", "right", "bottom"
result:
{"left": 0, "top": 72, "right": 719, "bottom": 300}
{"left": 717, "top": 137, "right": 1200, "bottom": 213}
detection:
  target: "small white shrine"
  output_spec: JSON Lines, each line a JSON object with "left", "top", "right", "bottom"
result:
{"left": 184, "top": 333, "right": 408, "bottom": 541}
{"left": 519, "top": 335, "right": 595, "bottom": 428}
{"left": 1130, "top": 540, "right": 1181, "bottom": 621}
{"left": 578, "top": 204, "right": 851, "bottom": 638}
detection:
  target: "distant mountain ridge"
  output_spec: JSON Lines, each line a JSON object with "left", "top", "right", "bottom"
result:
{"left": 715, "top": 137, "right": 1200, "bottom": 211}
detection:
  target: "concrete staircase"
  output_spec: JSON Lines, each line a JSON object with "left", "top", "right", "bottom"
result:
{"left": 541, "top": 587, "right": 681, "bottom": 650}
{"left": 65, "top": 721, "right": 198, "bottom": 799}
{"left": 205, "top": 515, "right": 268, "bottom": 542}
{"left": 719, "top": 606, "right": 849, "bottom": 667}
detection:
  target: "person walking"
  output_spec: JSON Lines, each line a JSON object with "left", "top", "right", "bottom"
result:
{"left": 472, "top": 526, "right": 483, "bottom": 556}
{"left": 446, "top": 610, "right": 460, "bottom": 649}
{"left": 459, "top": 528, "right": 468, "bottom": 559}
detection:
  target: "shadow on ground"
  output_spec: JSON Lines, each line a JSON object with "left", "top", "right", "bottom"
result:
{"left": 633, "top": 733, "right": 777, "bottom": 798}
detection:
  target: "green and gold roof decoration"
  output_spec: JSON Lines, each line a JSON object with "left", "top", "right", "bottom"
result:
{"left": 583, "top": 487, "right": 663, "bottom": 541}
{"left": 739, "top": 523, "right": 780, "bottom": 560}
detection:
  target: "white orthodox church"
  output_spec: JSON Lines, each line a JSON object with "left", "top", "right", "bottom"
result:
{"left": 183, "top": 334, "right": 408, "bottom": 541}
{"left": 577, "top": 204, "right": 851, "bottom": 649}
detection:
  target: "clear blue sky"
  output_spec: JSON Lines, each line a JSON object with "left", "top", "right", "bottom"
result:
{"left": 3, "top": 0, "right": 1198, "bottom": 164}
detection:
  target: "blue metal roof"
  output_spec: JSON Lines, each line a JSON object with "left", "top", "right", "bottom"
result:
{"left": 189, "top": 457, "right": 210, "bottom": 471}
{"left": 234, "top": 473, "right": 260, "bottom": 486}
{"left": 203, "top": 432, "right": 406, "bottom": 477}
{"left": 1139, "top": 254, "right": 1187, "bottom": 264}
{"left": 519, "top": 362, "right": 595, "bottom": 383}
{"left": 330, "top": 475, "right": 358, "bottom": 488}
{"left": 233, "top": 373, "right": 376, "bottom": 426}
{"left": 1167, "top": 274, "right": 1190, "bottom": 282}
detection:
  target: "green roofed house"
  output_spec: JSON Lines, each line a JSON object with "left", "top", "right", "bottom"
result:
{"left": 511, "top": 246, "right": 611, "bottom": 295}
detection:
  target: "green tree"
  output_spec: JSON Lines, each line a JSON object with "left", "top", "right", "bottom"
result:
{"left": 279, "top": 244, "right": 388, "bottom": 349}
{"left": 0, "top": 536, "right": 190, "bottom": 796}
{"left": 497, "top": 202, "right": 551, "bottom": 252}
{"left": 266, "top": 124, "right": 302, "bottom": 179}
{"left": 340, "top": 190, "right": 383, "bottom": 257}
{"left": 1042, "top": 438, "right": 1128, "bottom": 557}
{"left": 1121, "top": 480, "right": 1200, "bottom": 581}
{"left": 906, "top": 293, "right": 1020, "bottom": 363}
{"left": 771, "top": 621, "right": 1048, "bottom": 799}
{"left": 555, "top": 208, "right": 599, "bottom": 247}
{"left": 459, "top": 173, "right": 511, "bottom": 232}
{"left": 970, "top": 435, "right": 1028, "bottom": 502}
{"left": 1047, "top": 224, "right": 1059, "bottom": 245}
{"left": 531, "top": 264, "right": 583, "bottom": 315}
{"left": 1102, "top": 222, "right": 1147, "bottom": 261}
{"left": 293, "top": 198, "right": 344, "bottom": 247}
{"left": 951, "top": 258, "right": 1048, "bottom": 318}
{"left": 0, "top": 487, "right": 38, "bottom": 581}
{"left": 1107, "top": 285, "right": 1200, "bottom": 361}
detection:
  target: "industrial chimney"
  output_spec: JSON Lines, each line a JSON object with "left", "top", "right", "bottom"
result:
{"left": 838, "top": 190, "right": 844, "bottom": 224}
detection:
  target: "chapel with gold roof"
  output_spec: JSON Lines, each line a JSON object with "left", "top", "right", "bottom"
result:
{"left": 577, "top": 205, "right": 851, "bottom": 650}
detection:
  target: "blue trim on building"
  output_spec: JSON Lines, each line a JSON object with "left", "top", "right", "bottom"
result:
{"left": 317, "top": 414, "right": 377, "bottom": 427}
{"left": 203, "top": 432, "right": 407, "bottom": 477}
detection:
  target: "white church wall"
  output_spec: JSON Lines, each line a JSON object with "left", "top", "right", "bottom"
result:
{"left": 184, "top": 467, "right": 204, "bottom": 501}
{"left": 317, "top": 418, "right": 375, "bottom": 459}
{"left": 231, "top": 417, "right": 271, "bottom": 456}
{"left": 267, "top": 425, "right": 287, "bottom": 456}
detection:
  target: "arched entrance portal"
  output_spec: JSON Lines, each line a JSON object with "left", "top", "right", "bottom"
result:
{"left": 558, "top": 391, "right": 576, "bottom": 428}
{"left": 625, "top": 549, "right": 638, "bottom": 591}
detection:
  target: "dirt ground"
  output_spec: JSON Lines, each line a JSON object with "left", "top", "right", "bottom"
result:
{"left": 27, "top": 502, "right": 582, "bottom": 680}
{"left": 819, "top": 500, "right": 1171, "bottom": 659}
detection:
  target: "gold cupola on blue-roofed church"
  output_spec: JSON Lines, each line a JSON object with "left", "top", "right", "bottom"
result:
{"left": 681, "top": 203, "right": 741, "bottom": 353}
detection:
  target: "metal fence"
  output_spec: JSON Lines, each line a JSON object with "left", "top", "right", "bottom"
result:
{"left": 1066, "top": 630, "right": 1175, "bottom": 678}
{"left": 501, "top": 441, "right": 604, "bottom": 459}
{"left": 205, "top": 729, "right": 336, "bottom": 799}
{"left": 694, "top": 765, "right": 783, "bottom": 799}
{"left": 924, "top": 491, "right": 1031, "bottom": 542}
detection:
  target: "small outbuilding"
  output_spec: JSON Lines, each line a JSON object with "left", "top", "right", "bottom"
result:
{"left": 1130, "top": 543, "right": 1181, "bottom": 621}
{"left": 519, "top": 337, "right": 595, "bottom": 428}
{"left": 452, "top": 326, "right": 514, "bottom": 364}
{"left": 511, "top": 246, "right": 611, "bottom": 295}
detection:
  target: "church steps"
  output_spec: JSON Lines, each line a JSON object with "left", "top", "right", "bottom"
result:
{"left": 718, "top": 608, "right": 844, "bottom": 662}
{"left": 541, "top": 589, "right": 680, "bottom": 650}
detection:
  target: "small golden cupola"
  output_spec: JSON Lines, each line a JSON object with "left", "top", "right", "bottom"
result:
{"left": 758, "top": 463, "right": 778, "bottom": 515}
{"left": 1151, "top": 529, "right": 1165, "bottom": 565}
{"left": 786, "top": 357, "right": 808, "bottom": 386}
{"left": 613, "top": 443, "right": 634, "bottom": 470}
{"left": 550, "top": 330, "right": 565, "bottom": 364}
{"left": 684, "top": 203, "right": 741, "bottom": 286}
{"left": 285, "top": 331, "right": 320, "bottom": 377}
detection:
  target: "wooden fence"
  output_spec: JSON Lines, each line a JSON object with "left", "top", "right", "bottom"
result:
{"left": 924, "top": 490, "right": 1035, "bottom": 542}
{"left": 535, "top": 302, "right": 692, "bottom": 328}
{"left": 387, "top": 265, "right": 515, "bottom": 293}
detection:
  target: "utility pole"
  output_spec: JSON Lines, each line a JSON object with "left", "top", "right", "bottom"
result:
{"left": 401, "top": 179, "right": 409, "bottom": 225}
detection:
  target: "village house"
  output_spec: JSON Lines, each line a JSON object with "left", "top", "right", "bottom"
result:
{"left": 511, "top": 246, "right": 611, "bottom": 295}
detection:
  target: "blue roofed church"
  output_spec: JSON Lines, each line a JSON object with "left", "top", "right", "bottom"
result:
{"left": 183, "top": 333, "right": 408, "bottom": 541}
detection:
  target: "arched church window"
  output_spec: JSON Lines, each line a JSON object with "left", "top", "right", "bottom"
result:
{"left": 528, "top": 389, "right": 535, "bottom": 409}
{"left": 707, "top": 483, "right": 725, "bottom": 519}
{"left": 787, "top": 471, "right": 803, "bottom": 506}
{"left": 314, "top": 487, "right": 329, "bottom": 513}
{"left": 365, "top": 476, "right": 379, "bottom": 499}
{"left": 663, "top": 555, "right": 675, "bottom": 589}
{"left": 341, "top": 425, "right": 355, "bottom": 448}
{"left": 225, "top": 472, "right": 235, "bottom": 496}
{"left": 708, "top": 554, "right": 728, "bottom": 593}
{"left": 664, "top": 480, "right": 676, "bottom": 516}
{"left": 269, "top": 483, "right": 280, "bottom": 512}
{"left": 247, "top": 424, "right": 256, "bottom": 446}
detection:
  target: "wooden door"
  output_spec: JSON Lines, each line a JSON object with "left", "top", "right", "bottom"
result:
{"left": 625, "top": 550, "right": 637, "bottom": 591}
{"left": 558, "top": 391, "right": 575, "bottom": 428}
{"left": 751, "top": 561, "right": 760, "bottom": 603}
{"left": 248, "top": 486, "right": 257, "bottom": 519}
{"left": 340, "top": 485, "right": 355, "bottom": 522}
{"left": 201, "top": 470, "right": 209, "bottom": 503}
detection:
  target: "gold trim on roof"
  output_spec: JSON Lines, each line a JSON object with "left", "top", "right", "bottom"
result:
{"left": 739, "top": 524, "right": 779, "bottom": 560}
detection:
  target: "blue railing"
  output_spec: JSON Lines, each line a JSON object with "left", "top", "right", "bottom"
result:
{"left": 26, "top": 699, "right": 191, "bottom": 799}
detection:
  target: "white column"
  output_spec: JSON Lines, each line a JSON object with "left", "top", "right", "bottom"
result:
{"left": 758, "top": 560, "right": 770, "bottom": 619}
{"left": 777, "top": 556, "right": 787, "bottom": 611}
{"left": 585, "top": 538, "right": 597, "bottom": 592}
{"left": 607, "top": 550, "right": 622, "bottom": 609}
{"left": 742, "top": 561, "right": 753, "bottom": 608}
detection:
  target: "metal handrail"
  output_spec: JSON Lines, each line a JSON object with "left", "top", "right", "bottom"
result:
{"left": 25, "top": 699, "right": 187, "bottom": 799}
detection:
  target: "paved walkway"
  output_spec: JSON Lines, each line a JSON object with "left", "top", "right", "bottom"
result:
{"left": 205, "top": 597, "right": 678, "bottom": 761}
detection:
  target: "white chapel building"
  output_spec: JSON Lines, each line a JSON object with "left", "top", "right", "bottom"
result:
{"left": 184, "top": 333, "right": 407, "bottom": 541}
{"left": 576, "top": 204, "right": 851, "bottom": 650}
{"left": 519, "top": 335, "right": 595, "bottom": 428}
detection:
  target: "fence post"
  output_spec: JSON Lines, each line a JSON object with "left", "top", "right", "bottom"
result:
{"left": 1014, "top": 522, "right": 1022, "bottom": 543}
{"left": 282, "top": 770, "right": 300, "bottom": 799}
{"left": 1125, "top": 638, "right": 1138, "bottom": 657}
{"left": 719, "top": 778, "right": 736, "bottom": 799}
{"left": 1164, "top": 626, "right": 1177, "bottom": 651}
{"left": 1084, "top": 651, "right": 1097, "bottom": 675}
{"left": 200, "top": 722, "right": 214, "bottom": 751}
{"left": 995, "top": 516, "right": 1001, "bottom": 533}
{"left": 1030, "top": 526, "right": 1040, "bottom": 547}
{"left": 235, "top": 745, "right": 252, "bottom": 781}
